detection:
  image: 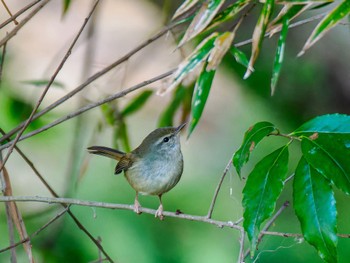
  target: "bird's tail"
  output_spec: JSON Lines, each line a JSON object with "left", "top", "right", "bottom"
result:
{"left": 87, "top": 146, "right": 125, "bottom": 160}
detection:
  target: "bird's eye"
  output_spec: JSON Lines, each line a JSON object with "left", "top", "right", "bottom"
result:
{"left": 163, "top": 137, "right": 169, "bottom": 143}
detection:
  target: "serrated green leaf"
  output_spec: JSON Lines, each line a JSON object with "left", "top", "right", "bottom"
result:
{"left": 162, "top": 33, "right": 218, "bottom": 95}
{"left": 243, "top": 145, "right": 289, "bottom": 257}
{"left": 172, "top": 0, "right": 200, "bottom": 19}
{"left": 207, "top": 0, "right": 251, "bottom": 30}
{"left": 121, "top": 90, "right": 153, "bottom": 117}
{"left": 292, "top": 114, "right": 350, "bottom": 136}
{"left": 299, "top": 0, "right": 350, "bottom": 55}
{"left": 271, "top": 17, "right": 289, "bottom": 95}
{"left": 230, "top": 46, "right": 250, "bottom": 69}
{"left": 301, "top": 134, "right": 350, "bottom": 194}
{"left": 233, "top": 122, "right": 277, "bottom": 176}
{"left": 179, "top": 0, "right": 225, "bottom": 46}
{"left": 244, "top": 0, "right": 274, "bottom": 79}
{"left": 158, "top": 85, "right": 187, "bottom": 127}
{"left": 294, "top": 157, "right": 337, "bottom": 263}
{"left": 188, "top": 64, "right": 216, "bottom": 138}
{"left": 21, "top": 79, "right": 65, "bottom": 89}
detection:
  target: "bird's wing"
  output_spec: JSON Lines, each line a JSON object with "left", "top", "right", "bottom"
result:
{"left": 115, "top": 155, "right": 133, "bottom": 174}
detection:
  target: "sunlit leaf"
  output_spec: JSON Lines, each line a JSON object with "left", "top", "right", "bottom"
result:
{"left": 178, "top": 0, "right": 225, "bottom": 46}
{"left": 243, "top": 145, "right": 289, "bottom": 257}
{"left": 158, "top": 85, "right": 187, "bottom": 127}
{"left": 188, "top": 63, "right": 216, "bottom": 138}
{"left": 207, "top": 0, "right": 251, "bottom": 30}
{"left": 230, "top": 46, "right": 250, "bottom": 69}
{"left": 207, "top": 32, "right": 235, "bottom": 71}
{"left": 172, "top": 0, "right": 200, "bottom": 19}
{"left": 299, "top": 0, "right": 350, "bottom": 56}
{"left": 121, "top": 90, "right": 153, "bottom": 117}
{"left": 160, "top": 32, "right": 217, "bottom": 95}
{"left": 268, "top": 4, "right": 310, "bottom": 36}
{"left": 244, "top": 0, "right": 274, "bottom": 79}
{"left": 21, "top": 79, "right": 65, "bottom": 89}
{"left": 233, "top": 121, "right": 277, "bottom": 177}
{"left": 271, "top": 17, "right": 289, "bottom": 95}
{"left": 294, "top": 157, "right": 337, "bottom": 262}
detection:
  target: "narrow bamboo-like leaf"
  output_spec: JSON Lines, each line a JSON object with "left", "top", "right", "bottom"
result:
{"left": 178, "top": 0, "right": 225, "bottom": 46}
{"left": 299, "top": 0, "right": 350, "bottom": 56}
{"left": 244, "top": 0, "right": 274, "bottom": 79}
{"left": 291, "top": 113, "right": 350, "bottom": 136}
{"left": 121, "top": 90, "right": 153, "bottom": 117}
{"left": 243, "top": 145, "right": 289, "bottom": 257}
{"left": 230, "top": 46, "right": 250, "bottom": 69}
{"left": 160, "top": 33, "right": 217, "bottom": 95}
{"left": 172, "top": 0, "right": 200, "bottom": 19}
{"left": 268, "top": 4, "right": 310, "bottom": 36}
{"left": 277, "top": 0, "right": 333, "bottom": 4}
{"left": 271, "top": 17, "right": 289, "bottom": 95}
{"left": 207, "top": 32, "right": 235, "bottom": 70}
{"left": 188, "top": 64, "right": 216, "bottom": 138}
{"left": 100, "top": 103, "right": 117, "bottom": 126}
{"left": 294, "top": 157, "right": 337, "bottom": 262}
{"left": 207, "top": 0, "right": 250, "bottom": 30}
{"left": 158, "top": 85, "right": 186, "bottom": 127}
{"left": 21, "top": 79, "right": 65, "bottom": 89}
{"left": 233, "top": 121, "right": 277, "bottom": 177}
{"left": 63, "top": 0, "right": 72, "bottom": 15}
{"left": 301, "top": 134, "right": 350, "bottom": 194}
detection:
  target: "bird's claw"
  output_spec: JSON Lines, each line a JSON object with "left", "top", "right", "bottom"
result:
{"left": 155, "top": 204, "right": 164, "bottom": 220}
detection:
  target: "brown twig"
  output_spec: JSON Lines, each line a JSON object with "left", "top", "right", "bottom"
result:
{"left": 0, "top": 37, "right": 7, "bottom": 85}
{"left": 238, "top": 229, "right": 245, "bottom": 263}
{"left": 207, "top": 158, "right": 232, "bottom": 218}
{"left": 0, "top": 0, "right": 100, "bottom": 173}
{"left": 0, "top": 206, "right": 70, "bottom": 253}
{"left": 0, "top": 0, "right": 41, "bottom": 29}
{"left": 1, "top": 0, "right": 19, "bottom": 25}
{"left": 0, "top": 0, "right": 50, "bottom": 47}
{"left": 0, "top": 128, "right": 114, "bottom": 263}
{"left": 0, "top": 69, "right": 175, "bottom": 150}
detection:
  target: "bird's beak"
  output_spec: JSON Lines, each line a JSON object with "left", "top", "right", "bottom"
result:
{"left": 175, "top": 123, "right": 187, "bottom": 134}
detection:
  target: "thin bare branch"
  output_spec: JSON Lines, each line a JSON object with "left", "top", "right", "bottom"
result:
{"left": 1, "top": 0, "right": 19, "bottom": 25}
{"left": 207, "top": 158, "right": 232, "bottom": 218}
{"left": 0, "top": 0, "right": 101, "bottom": 173}
{"left": 238, "top": 229, "right": 245, "bottom": 263}
{"left": 0, "top": 37, "right": 7, "bottom": 85}
{"left": 0, "top": 0, "right": 50, "bottom": 47}
{"left": 0, "top": 69, "right": 175, "bottom": 150}
{"left": 0, "top": 195, "right": 243, "bottom": 230}
{"left": 0, "top": 0, "right": 41, "bottom": 29}
{"left": 0, "top": 206, "right": 70, "bottom": 253}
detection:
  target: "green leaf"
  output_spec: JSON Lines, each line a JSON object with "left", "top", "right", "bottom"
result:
{"left": 233, "top": 122, "right": 277, "bottom": 177}
{"left": 162, "top": 32, "right": 217, "bottom": 95}
{"left": 21, "top": 79, "right": 65, "bottom": 89}
{"left": 299, "top": 0, "right": 350, "bottom": 55}
{"left": 230, "top": 46, "right": 250, "bottom": 69}
{"left": 294, "top": 157, "right": 337, "bottom": 263}
{"left": 277, "top": 0, "right": 333, "bottom": 3}
{"left": 188, "top": 64, "right": 216, "bottom": 138}
{"left": 207, "top": 0, "right": 251, "bottom": 30}
{"left": 292, "top": 114, "right": 350, "bottom": 136}
{"left": 62, "top": 0, "right": 72, "bottom": 15}
{"left": 207, "top": 32, "right": 235, "bottom": 70}
{"left": 243, "top": 145, "right": 289, "bottom": 257}
{"left": 158, "top": 85, "right": 187, "bottom": 127}
{"left": 121, "top": 90, "right": 153, "bottom": 117}
{"left": 271, "top": 17, "right": 289, "bottom": 95}
{"left": 301, "top": 134, "right": 350, "bottom": 194}
{"left": 244, "top": 0, "right": 274, "bottom": 79}
{"left": 172, "top": 0, "right": 200, "bottom": 19}
{"left": 178, "top": 0, "right": 225, "bottom": 46}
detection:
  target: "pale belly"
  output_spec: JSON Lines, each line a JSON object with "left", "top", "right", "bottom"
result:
{"left": 124, "top": 155, "right": 183, "bottom": 195}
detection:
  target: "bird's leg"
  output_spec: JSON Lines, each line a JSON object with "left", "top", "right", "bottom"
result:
{"left": 134, "top": 192, "right": 142, "bottom": 214}
{"left": 155, "top": 195, "right": 164, "bottom": 220}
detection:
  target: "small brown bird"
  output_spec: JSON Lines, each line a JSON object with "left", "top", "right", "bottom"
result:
{"left": 88, "top": 123, "right": 185, "bottom": 219}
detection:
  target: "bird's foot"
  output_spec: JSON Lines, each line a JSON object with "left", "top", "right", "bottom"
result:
{"left": 155, "top": 204, "right": 164, "bottom": 220}
{"left": 134, "top": 199, "right": 142, "bottom": 214}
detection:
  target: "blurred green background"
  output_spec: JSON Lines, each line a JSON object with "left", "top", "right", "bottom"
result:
{"left": 1, "top": 0, "right": 350, "bottom": 262}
